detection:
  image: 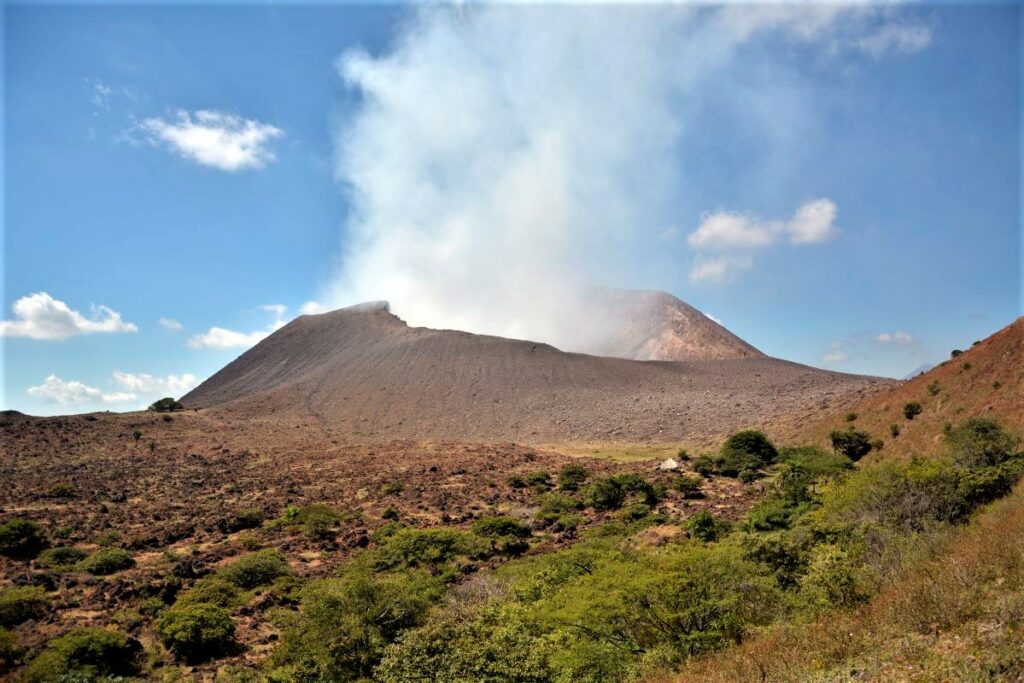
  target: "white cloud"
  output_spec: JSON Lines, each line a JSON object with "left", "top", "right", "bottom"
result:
{"left": 188, "top": 305, "right": 288, "bottom": 350}
{"left": 27, "top": 375, "right": 136, "bottom": 406}
{"left": 299, "top": 301, "right": 327, "bottom": 315}
{"left": 854, "top": 23, "right": 932, "bottom": 59}
{"left": 138, "top": 110, "right": 284, "bottom": 171}
{"left": 702, "top": 311, "right": 724, "bottom": 326}
{"left": 0, "top": 292, "right": 137, "bottom": 340}
{"left": 821, "top": 350, "right": 848, "bottom": 364}
{"left": 687, "top": 199, "right": 838, "bottom": 251}
{"left": 159, "top": 317, "right": 183, "bottom": 332}
{"left": 688, "top": 255, "right": 753, "bottom": 283}
{"left": 876, "top": 330, "right": 915, "bottom": 345}
{"left": 112, "top": 371, "right": 199, "bottom": 396}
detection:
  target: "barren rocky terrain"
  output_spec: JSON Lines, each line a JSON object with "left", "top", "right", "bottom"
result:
{"left": 182, "top": 302, "right": 890, "bottom": 446}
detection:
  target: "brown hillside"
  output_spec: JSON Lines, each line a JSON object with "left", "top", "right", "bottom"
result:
{"left": 782, "top": 317, "right": 1024, "bottom": 456}
{"left": 182, "top": 302, "right": 888, "bottom": 445}
{"left": 575, "top": 289, "right": 763, "bottom": 361}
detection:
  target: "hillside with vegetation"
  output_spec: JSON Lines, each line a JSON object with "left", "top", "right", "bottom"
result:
{"left": 783, "top": 317, "right": 1023, "bottom": 458}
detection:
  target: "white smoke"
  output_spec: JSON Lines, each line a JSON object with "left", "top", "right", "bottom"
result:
{"left": 326, "top": 4, "right": 929, "bottom": 348}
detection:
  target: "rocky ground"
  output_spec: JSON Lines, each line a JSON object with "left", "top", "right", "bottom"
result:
{"left": 0, "top": 409, "right": 760, "bottom": 678}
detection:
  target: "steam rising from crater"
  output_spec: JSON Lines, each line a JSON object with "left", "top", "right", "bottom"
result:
{"left": 325, "top": 4, "right": 928, "bottom": 348}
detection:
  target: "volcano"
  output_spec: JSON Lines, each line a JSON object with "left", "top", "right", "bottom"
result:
{"left": 182, "top": 295, "right": 887, "bottom": 444}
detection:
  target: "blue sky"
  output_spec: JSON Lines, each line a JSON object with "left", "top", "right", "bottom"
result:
{"left": 2, "top": 2, "right": 1020, "bottom": 415}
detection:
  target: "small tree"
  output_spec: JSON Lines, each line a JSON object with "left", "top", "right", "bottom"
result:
{"left": 946, "top": 417, "right": 1019, "bottom": 468}
{"left": 903, "top": 402, "right": 923, "bottom": 420}
{"left": 829, "top": 428, "right": 874, "bottom": 462}
{"left": 149, "top": 397, "right": 184, "bottom": 412}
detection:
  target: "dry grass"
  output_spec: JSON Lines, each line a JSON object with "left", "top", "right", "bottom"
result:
{"left": 658, "top": 482, "right": 1024, "bottom": 683}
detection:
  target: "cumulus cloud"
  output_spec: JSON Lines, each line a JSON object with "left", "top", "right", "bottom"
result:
{"left": 112, "top": 371, "right": 199, "bottom": 396}
{"left": 27, "top": 375, "right": 136, "bottom": 406}
{"left": 325, "top": 5, "right": 930, "bottom": 344}
{"left": 688, "top": 255, "right": 753, "bottom": 284}
{"left": 0, "top": 292, "right": 137, "bottom": 340}
{"left": 159, "top": 317, "right": 183, "bottom": 332}
{"left": 188, "top": 305, "right": 288, "bottom": 350}
{"left": 876, "top": 330, "right": 915, "bottom": 345}
{"left": 687, "top": 199, "right": 838, "bottom": 250}
{"left": 138, "top": 110, "right": 284, "bottom": 171}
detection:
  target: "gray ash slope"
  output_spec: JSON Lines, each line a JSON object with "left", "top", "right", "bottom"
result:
{"left": 183, "top": 299, "right": 888, "bottom": 443}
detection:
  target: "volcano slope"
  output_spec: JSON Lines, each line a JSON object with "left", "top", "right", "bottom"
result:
{"left": 182, "top": 302, "right": 888, "bottom": 446}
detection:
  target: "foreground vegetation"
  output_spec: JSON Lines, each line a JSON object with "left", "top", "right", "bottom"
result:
{"left": 2, "top": 418, "right": 1021, "bottom": 682}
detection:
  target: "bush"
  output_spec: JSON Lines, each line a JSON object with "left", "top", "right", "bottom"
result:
{"left": 45, "top": 483, "right": 74, "bottom": 498}
{"left": 722, "top": 430, "right": 779, "bottom": 468}
{"left": 155, "top": 603, "right": 235, "bottom": 662}
{"left": 0, "top": 518, "right": 48, "bottom": 559}
{"left": 927, "top": 380, "right": 941, "bottom": 396}
{"left": 829, "top": 428, "right": 874, "bottom": 462}
{"left": 0, "top": 627, "right": 21, "bottom": 672}
{"left": 77, "top": 548, "right": 135, "bottom": 575}
{"left": 507, "top": 475, "right": 527, "bottom": 489}
{"left": 535, "top": 494, "right": 585, "bottom": 532}
{"left": 175, "top": 577, "right": 242, "bottom": 608}
{"left": 271, "top": 567, "right": 443, "bottom": 680}
{"left": 22, "top": 628, "right": 141, "bottom": 682}
{"left": 903, "top": 401, "right": 923, "bottom": 420}
{"left": 673, "top": 475, "right": 705, "bottom": 499}
{"left": 557, "top": 464, "right": 589, "bottom": 491}
{"left": 586, "top": 474, "right": 657, "bottom": 511}
{"left": 372, "top": 527, "right": 484, "bottom": 575}
{"left": 0, "top": 586, "right": 48, "bottom": 627}
{"left": 381, "top": 482, "right": 404, "bottom": 496}
{"left": 890, "top": 423, "right": 900, "bottom": 438}
{"left": 472, "top": 516, "right": 531, "bottom": 540}
{"left": 845, "top": 412, "right": 858, "bottom": 422}
{"left": 687, "top": 510, "right": 730, "bottom": 542}
{"left": 777, "top": 446, "right": 853, "bottom": 478}
{"left": 945, "top": 417, "right": 1019, "bottom": 468}
{"left": 526, "top": 471, "right": 552, "bottom": 490}
{"left": 36, "top": 546, "right": 87, "bottom": 569}
{"left": 229, "top": 508, "right": 264, "bottom": 532}
{"left": 149, "top": 397, "right": 184, "bottom": 412}
{"left": 382, "top": 505, "right": 400, "bottom": 521}
{"left": 218, "top": 550, "right": 291, "bottom": 589}
{"left": 283, "top": 503, "right": 343, "bottom": 539}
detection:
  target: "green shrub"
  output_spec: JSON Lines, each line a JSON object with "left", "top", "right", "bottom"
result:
{"left": 382, "top": 505, "right": 400, "bottom": 521}
{"left": 45, "top": 483, "right": 75, "bottom": 498}
{"left": 903, "top": 401, "right": 923, "bottom": 420}
{"left": 374, "top": 527, "right": 484, "bottom": 572}
{"left": 290, "top": 503, "right": 343, "bottom": 539}
{"left": 149, "top": 397, "right": 184, "bottom": 412}
{"left": 155, "top": 603, "right": 235, "bottom": 662}
{"left": 829, "top": 428, "right": 874, "bottom": 462}
{"left": 586, "top": 474, "right": 657, "bottom": 511}
{"left": 175, "top": 577, "right": 242, "bottom": 608}
{"left": 0, "top": 518, "right": 48, "bottom": 559}
{"left": 692, "top": 455, "right": 718, "bottom": 477}
{"left": 507, "top": 475, "right": 527, "bottom": 489}
{"left": 0, "top": 586, "right": 48, "bottom": 627}
{"left": 77, "top": 548, "right": 135, "bottom": 575}
{"left": 0, "top": 627, "right": 21, "bottom": 671}
{"left": 890, "top": 423, "right": 900, "bottom": 438}
{"left": 471, "top": 516, "right": 531, "bottom": 540}
{"left": 557, "top": 464, "right": 589, "bottom": 491}
{"left": 535, "top": 493, "right": 585, "bottom": 532}
{"left": 722, "top": 430, "right": 779, "bottom": 467}
{"left": 22, "top": 628, "right": 141, "bottom": 682}
{"left": 845, "top": 412, "right": 858, "bottom": 422}
{"left": 526, "top": 471, "right": 552, "bottom": 490}
{"left": 472, "top": 516, "right": 531, "bottom": 555}
{"left": 945, "top": 417, "right": 1020, "bottom": 468}
{"left": 620, "top": 503, "right": 652, "bottom": 521}
{"left": 217, "top": 550, "right": 291, "bottom": 589}
{"left": 687, "top": 510, "right": 730, "bottom": 542}
{"left": 777, "top": 446, "right": 853, "bottom": 478}
{"left": 270, "top": 567, "right": 443, "bottom": 681}
{"left": 381, "top": 482, "right": 404, "bottom": 496}
{"left": 36, "top": 546, "right": 87, "bottom": 569}
{"left": 672, "top": 475, "right": 705, "bottom": 499}
{"left": 927, "top": 380, "right": 941, "bottom": 396}
{"left": 228, "top": 508, "right": 264, "bottom": 532}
